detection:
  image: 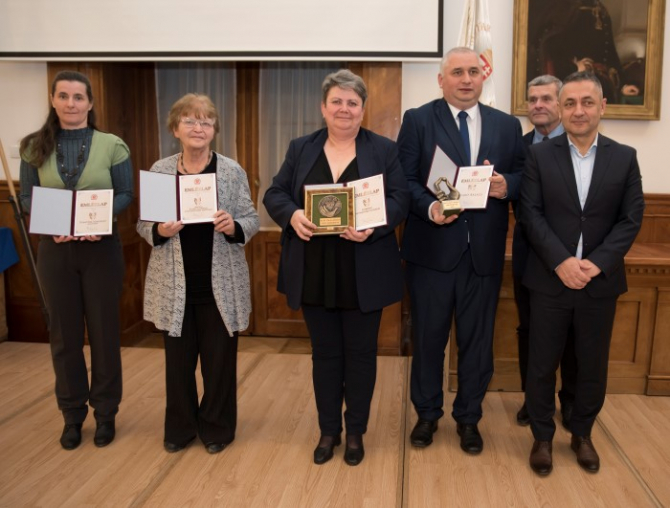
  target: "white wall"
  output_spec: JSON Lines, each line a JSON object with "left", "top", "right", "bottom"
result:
{"left": 2, "top": 0, "right": 669, "bottom": 191}
{"left": 403, "top": 0, "right": 670, "bottom": 193}
{"left": 0, "top": 62, "right": 48, "bottom": 180}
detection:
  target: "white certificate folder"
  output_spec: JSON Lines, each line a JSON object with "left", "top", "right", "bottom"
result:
{"left": 139, "top": 170, "right": 218, "bottom": 224}
{"left": 29, "top": 187, "right": 114, "bottom": 236}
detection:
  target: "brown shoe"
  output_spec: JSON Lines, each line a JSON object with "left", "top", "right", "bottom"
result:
{"left": 529, "top": 440, "right": 553, "bottom": 476}
{"left": 571, "top": 435, "right": 600, "bottom": 472}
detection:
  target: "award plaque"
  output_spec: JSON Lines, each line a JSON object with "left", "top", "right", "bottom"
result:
{"left": 433, "top": 177, "right": 461, "bottom": 218}
{"left": 304, "top": 184, "right": 354, "bottom": 235}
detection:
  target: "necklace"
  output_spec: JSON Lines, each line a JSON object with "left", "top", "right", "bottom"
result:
{"left": 56, "top": 139, "right": 87, "bottom": 189}
{"left": 180, "top": 151, "right": 213, "bottom": 174}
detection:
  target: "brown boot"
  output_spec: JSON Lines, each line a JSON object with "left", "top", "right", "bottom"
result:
{"left": 571, "top": 435, "right": 600, "bottom": 472}
{"left": 529, "top": 440, "right": 552, "bottom": 476}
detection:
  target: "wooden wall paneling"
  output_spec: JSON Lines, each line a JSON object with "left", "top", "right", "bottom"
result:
{"left": 96, "top": 62, "right": 160, "bottom": 345}
{"left": 236, "top": 63, "right": 260, "bottom": 335}
{"left": 636, "top": 194, "right": 670, "bottom": 243}
{"left": 252, "top": 230, "right": 308, "bottom": 338}
{"left": 347, "top": 62, "right": 402, "bottom": 141}
{"left": 648, "top": 287, "right": 670, "bottom": 395}
{"left": 1, "top": 182, "right": 48, "bottom": 341}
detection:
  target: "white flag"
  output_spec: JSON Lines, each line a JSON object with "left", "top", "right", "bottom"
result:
{"left": 458, "top": 0, "right": 495, "bottom": 107}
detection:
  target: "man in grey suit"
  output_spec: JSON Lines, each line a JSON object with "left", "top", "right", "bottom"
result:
{"left": 513, "top": 75, "right": 577, "bottom": 427}
{"left": 398, "top": 47, "right": 526, "bottom": 454}
{"left": 520, "top": 71, "right": 644, "bottom": 476}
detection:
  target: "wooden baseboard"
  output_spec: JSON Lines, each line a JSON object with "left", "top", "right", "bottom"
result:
{"left": 646, "top": 377, "right": 670, "bottom": 396}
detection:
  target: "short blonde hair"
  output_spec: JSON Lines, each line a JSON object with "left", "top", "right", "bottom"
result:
{"left": 166, "top": 93, "right": 220, "bottom": 133}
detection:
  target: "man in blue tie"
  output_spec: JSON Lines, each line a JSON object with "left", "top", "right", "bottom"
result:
{"left": 398, "top": 47, "right": 526, "bottom": 454}
{"left": 521, "top": 72, "right": 644, "bottom": 475}
{"left": 513, "top": 75, "right": 577, "bottom": 428}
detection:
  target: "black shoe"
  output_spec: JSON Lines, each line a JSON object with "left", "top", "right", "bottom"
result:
{"left": 456, "top": 423, "right": 483, "bottom": 455}
{"left": 561, "top": 401, "right": 574, "bottom": 430}
{"left": 94, "top": 421, "right": 115, "bottom": 447}
{"left": 205, "top": 442, "right": 227, "bottom": 454}
{"left": 313, "top": 435, "right": 341, "bottom": 465}
{"left": 60, "top": 423, "right": 83, "bottom": 450}
{"left": 516, "top": 403, "right": 531, "bottom": 426}
{"left": 344, "top": 434, "right": 365, "bottom": 466}
{"left": 410, "top": 419, "right": 438, "bottom": 447}
{"left": 164, "top": 436, "right": 195, "bottom": 453}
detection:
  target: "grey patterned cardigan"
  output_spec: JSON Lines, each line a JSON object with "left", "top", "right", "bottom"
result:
{"left": 137, "top": 153, "right": 260, "bottom": 337}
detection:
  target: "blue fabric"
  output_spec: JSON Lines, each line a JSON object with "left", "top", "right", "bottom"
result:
{"left": 458, "top": 110, "right": 471, "bottom": 166}
{"left": 0, "top": 227, "right": 19, "bottom": 272}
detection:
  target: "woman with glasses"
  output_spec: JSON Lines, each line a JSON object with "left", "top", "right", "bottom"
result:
{"left": 137, "top": 93, "right": 259, "bottom": 454}
{"left": 19, "top": 70, "right": 133, "bottom": 450}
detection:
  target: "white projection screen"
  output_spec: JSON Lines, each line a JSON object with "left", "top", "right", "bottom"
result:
{"left": 0, "top": 0, "right": 443, "bottom": 61}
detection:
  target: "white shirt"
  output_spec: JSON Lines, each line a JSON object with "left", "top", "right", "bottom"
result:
{"left": 567, "top": 134, "right": 598, "bottom": 259}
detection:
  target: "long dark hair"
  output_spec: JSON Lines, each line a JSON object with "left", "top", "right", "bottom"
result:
{"left": 19, "top": 70, "right": 98, "bottom": 168}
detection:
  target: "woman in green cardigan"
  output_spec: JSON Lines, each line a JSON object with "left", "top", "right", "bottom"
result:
{"left": 19, "top": 70, "right": 133, "bottom": 451}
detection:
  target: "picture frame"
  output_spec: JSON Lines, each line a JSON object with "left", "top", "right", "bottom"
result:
{"left": 304, "top": 185, "right": 355, "bottom": 235}
{"left": 512, "top": 0, "right": 665, "bottom": 120}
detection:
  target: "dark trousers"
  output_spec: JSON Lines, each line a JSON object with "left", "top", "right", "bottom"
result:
{"left": 37, "top": 235, "right": 124, "bottom": 425}
{"left": 302, "top": 305, "right": 382, "bottom": 436}
{"left": 407, "top": 254, "right": 502, "bottom": 424}
{"left": 163, "top": 302, "right": 238, "bottom": 446}
{"left": 526, "top": 289, "right": 617, "bottom": 441}
{"left": 513, "top": 274, "right": 577, "bottom": 404}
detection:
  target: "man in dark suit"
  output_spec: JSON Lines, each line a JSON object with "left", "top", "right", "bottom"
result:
{"left": 520, "top": 71, "right": 644, "bottom": 476}
{"left": 513, "top": 75, "right": 577, "bottom": 427}
{"left": 398, "top": 47, "right": 526, "bottom": 454}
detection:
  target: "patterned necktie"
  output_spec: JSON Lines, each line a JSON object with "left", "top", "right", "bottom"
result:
{"left": 458, "top": 110, "right": 471, "bottom": 165}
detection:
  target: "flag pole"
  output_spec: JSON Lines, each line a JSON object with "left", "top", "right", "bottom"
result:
{"left": 0, "top": 139, "right": 50, "bottom": 330}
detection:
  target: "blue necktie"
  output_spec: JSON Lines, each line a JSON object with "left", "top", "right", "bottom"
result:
{"left": 458, "top": 110, "right": 471, "bottom": 165}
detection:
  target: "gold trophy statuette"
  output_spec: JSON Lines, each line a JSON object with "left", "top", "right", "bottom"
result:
{"left": 434, "top": 177, "right": 461, "bottom": 217}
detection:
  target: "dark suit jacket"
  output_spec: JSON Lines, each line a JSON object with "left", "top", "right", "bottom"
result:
{"left": 262, "top": 127, "right": 410, "bottom": 312}
{"left": 398, "top": 99, "right": 526, "bottom": 276}
{"left": 511, "top": 130, "right": 536, "bottom": 277}
{"left": 519, "top": 132, "right": 644, "bottom": 298}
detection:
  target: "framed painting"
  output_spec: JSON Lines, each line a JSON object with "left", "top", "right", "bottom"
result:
{"left": 512, "top": 0, "right": 665, "bottom": 120}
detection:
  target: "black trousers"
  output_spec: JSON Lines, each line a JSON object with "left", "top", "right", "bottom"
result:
{"left": 526, "top": 289, "right": 617, "bottom": 441}
{"left": 407, "top": 254, "right": 501, "bottom": 424}
{"left": 513, "top": 274, "right": 577, "bottom": 404}
{"left": 37, "top": 235, "right": 124, "bottom": 425}
{"left": 163, "top": 302, "right": 238, "bottom": 446}
{"left": 302, "top": 305, "right": 382, "bottom": 436}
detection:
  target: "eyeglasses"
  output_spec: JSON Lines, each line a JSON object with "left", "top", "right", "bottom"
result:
{"left": 180, "top": 117, "right": 215, "bottom": 129}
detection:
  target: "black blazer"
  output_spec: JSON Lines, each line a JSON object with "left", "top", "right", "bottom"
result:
{"left": 262, "top": 127, "right": 410, "bottom": 312}
{"left": 519, "top": 132, "right": 645, "bottom": 298}
{"left": 511, "top": 130, "right": 537, "bottom": 277}
{"left": 398, "top": 99, "right": 526, "bottom": 276}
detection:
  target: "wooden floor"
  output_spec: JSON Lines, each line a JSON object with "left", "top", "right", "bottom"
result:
{"left": 0, "top": 341, "right": 668, "bottom": 508}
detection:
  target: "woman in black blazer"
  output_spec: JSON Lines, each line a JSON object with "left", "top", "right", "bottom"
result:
{"left": 263, "top": 69, "right": 409, "bottom": 466}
